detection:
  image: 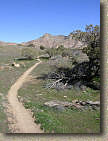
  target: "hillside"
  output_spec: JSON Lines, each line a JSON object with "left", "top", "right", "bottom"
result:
{"left": 0, "top": 41, "right": 17, "bottom": 46}
{"left": 0, "top": 33, "right": 86, "bottom": 49}
{"left": 22, "top": 33, "right": 86, "bottom": 49}
{"left": 0, "top": 25, "right": 100, "bottom": 133}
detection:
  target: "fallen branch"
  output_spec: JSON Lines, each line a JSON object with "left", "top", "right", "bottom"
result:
{"left": 50, "top": 79, "right": 62, "bottom": 88}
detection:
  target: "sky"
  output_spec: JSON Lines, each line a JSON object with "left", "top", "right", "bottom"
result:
{"left": 0, "top": 0, "right": 100, "bottom": 43}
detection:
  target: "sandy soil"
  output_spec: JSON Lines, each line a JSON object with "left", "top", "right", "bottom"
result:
{"left": 7, "top": 60, "right": 43, "bottom": 133}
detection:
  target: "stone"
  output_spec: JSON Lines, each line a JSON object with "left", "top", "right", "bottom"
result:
{"left": 44, "top": 101, "right": 60, "bottom": 107}
{"left": 64, "top": 96, "right": 67, "bottom": 98}
{"left": 54, "top": 105, "right": 65, "bottom": 112}
{"left": 44, "top": 100, "right": 100, "bottom": 111}
{"left": 79, "top": 101, "right": 87, "bottom": 106}
{"left": 12, "top": 62, "right": 20, "bottom": 67}
{"left": 87, "top": 101, "right": 100, "bottom": 106}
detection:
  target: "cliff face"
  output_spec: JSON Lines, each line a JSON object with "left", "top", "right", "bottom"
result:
{"left": 22, "top": 33, "right": 86, "bottom": 49}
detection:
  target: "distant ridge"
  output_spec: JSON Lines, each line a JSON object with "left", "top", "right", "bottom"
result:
{"left": 22, "top": 33, "right": 86, "bottom": 49}
{"left": 0, "top": 41, "right": 17, "bottom": 46}
{"left": 0, "top": 33, "right": 86, "bottom": 49}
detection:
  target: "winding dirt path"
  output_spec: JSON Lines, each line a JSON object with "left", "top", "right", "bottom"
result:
{"left": 7, "top": 59, "right": 43, "bottom": 133}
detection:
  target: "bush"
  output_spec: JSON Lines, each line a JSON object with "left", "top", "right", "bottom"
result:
{"left": 21, "top": 48, "right": 39, "bottom": 58}
{"left": 46, "top": 45, "right": 65, "bottom": 58}
{"left": 40, "top": 45, "right": 45, "bottom": 50}
{"left": 27, "top": 44, "right": 35, "bottom": 47}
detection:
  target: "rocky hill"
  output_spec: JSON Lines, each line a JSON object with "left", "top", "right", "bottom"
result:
{"left": 22, "top": 33, "right": 87, "bottom": 49}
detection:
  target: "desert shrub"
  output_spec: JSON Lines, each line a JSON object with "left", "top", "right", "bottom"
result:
{"left": 62, "top": 51, "right": 69, "bottom": 57}
{"left": 27, "top": 44, "right": 35, "bottom": 47}
{"left": 46, "top": 45, "right": 66, "bottom": 57}
{"left": 40, "top": 45, "right": 45, "bottom": 50}
{"left": 21, "top": 48, "right": 38, "bottom": 58}
{"left": 46, "top": 48, "right": 58, "bottom": 57}
{"left": 45, "top": 25, "right": 100, "bottom": 90}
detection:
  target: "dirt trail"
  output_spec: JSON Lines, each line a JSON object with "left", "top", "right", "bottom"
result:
{"left": 7, "top": 59, "right": 43, "bottom": 133}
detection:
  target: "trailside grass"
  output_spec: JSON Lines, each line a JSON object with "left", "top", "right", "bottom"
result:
{"left": 18, "top": 61, "right": 100, "bottom": 133}
{"left": 0, "top": 45, "right": 38, "bottom": 132}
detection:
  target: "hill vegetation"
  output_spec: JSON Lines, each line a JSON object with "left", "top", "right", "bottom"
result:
{"left": 0, "top": 24, "right": 100, "bottom": 133}
{"left": 18, "top": 24, "right": 100, "bottom": 133}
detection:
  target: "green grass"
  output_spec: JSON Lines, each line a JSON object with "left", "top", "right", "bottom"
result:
{"left": 21, "top": 47, "right": 46, "bottom": 58}
{"left": 0, "top": 45, "right": 39, "bottom": 132}
{"left": 22, "top": 101, "right": 100, "bottom": 133}
{"left": 18, "top": 61, "right": 100, "bottom": 133}
{"left": 0, "top": 94, "right": 8, "bottom": 132}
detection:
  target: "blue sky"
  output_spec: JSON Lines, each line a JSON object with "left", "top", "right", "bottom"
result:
{"left": 0, "top": 0, "right": 100, "bottom": 43}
